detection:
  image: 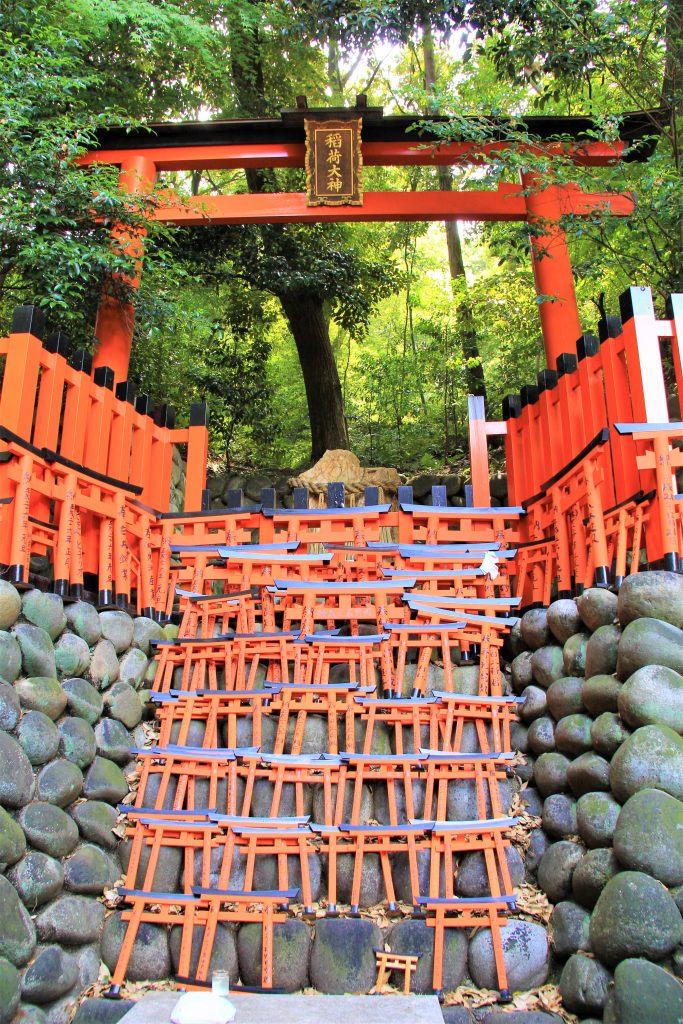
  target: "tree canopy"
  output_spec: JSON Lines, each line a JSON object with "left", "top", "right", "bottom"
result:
{"left": 1, "top": 0, "right": 680, "bottom": 468}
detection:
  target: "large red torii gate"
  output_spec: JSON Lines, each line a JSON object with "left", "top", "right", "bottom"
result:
{"left": 80, "top": 104, "right": 658, "bottom": 385}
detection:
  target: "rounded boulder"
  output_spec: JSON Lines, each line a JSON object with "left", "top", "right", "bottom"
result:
{"left": 618, "top": 664, "right": 683, "bottom": 733}
{"left": 576, "top": 588, "right": 618, "bottom": 631}
{"left": 21, "top": 591, "right": 66, "bottom": 641}
{"left": 589, "top": 870, "right": 683, "bottom": 966}
{"left": 547, "top": 599, "right": 582, "bottom": 645}
{"left": 609, "top": 724, "right": 683, "bottom": 801}
{"left": 617, "top": 570, "right": 683, "bottom": 629}
{"left": 0, "top": 730, "right": 34, "bottom": 808}
{"left": 603, "top": 957, "right": 683, "bottom": 1024}
{"left": 616, "top": 617, "right": 683, "bottom": 679}
{"left": 101, "top": 911, "right": 169, "bottom": 980}
{"left": 468, "top": 918, "right": 549, "bottom": 991}
{"left": 237, "top": 920, "right": 309, "bottom": 992}
{"left": 576, "top": 791, "right": 621, "bottom": 847}
{"left": 613, "top": 788, "right": 683, "bottom": 886}
{"left": 310, "top": 918, "right": 382, "bottom": 994}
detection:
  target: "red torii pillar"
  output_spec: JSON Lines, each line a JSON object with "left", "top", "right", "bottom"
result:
{"left": 522, "top": 171, "right": 582, "bottom": 369}
{"left": 93, "top": 154, "right": 157, "bottom": 384}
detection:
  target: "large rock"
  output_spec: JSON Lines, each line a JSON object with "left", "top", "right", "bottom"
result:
{"left": 525, "top": 829, "right": 550, "bottom": 877}
{"left": 0, "top": 679, "right": 20, "bottom": 730}
{"left": 14, "top": 677, "right": 66, "bottom": 719}
{"left": 22, "top": 591, "right": 66, "bottom": 641}
{"left": 530, "top": 646, "right": 565, "bottom": 688}
{"left": 17, "top": 802, "right": 79, "bottom": 857}
{"left": 559, "top": 953, "right": 612, "bottom": 1015}
{"left": 98, "top": 610, "right": 134, "bottom": 654}
{"left": 0, "top": 730, "right": 34, "bottom": 808}
{"left": 8, "top": 852, "right": 63, "bottom": 909}
{"left": 70, "top": 801, "right": 118, "bottom": 850}
{"left": 554, "top": 714, "right": 593, "bottom": 756}
{"left": 542, "top": 794, "right": 577, "bottom": 839}
{"left": 309, "top": 918, "right": 381, "bottom": 994}
{"left": 468, "top": 918, "right": 549, "bottom": 991}
{"left": 17, "top": 710, "right": 60, "bottom": 764}
{"left": 511, "top": 651, "right": 534, "bottom": 694}
{"left": 589, "top": 870, "right": 683, "bottom": 966}
{"left": 83, "top": 755, "right": 129, "bottom": 802}
{"left": 386, "top": 918, "right": 467, "bottom": 993}
{"left": 618, "top": 665, "right": 683, "bottom": 733}
{"left": 13, "top": 624, "right": 56, "bottom": 677}
{"left": 88, "top": 640, "right": 120, "bottom": 690}
{"left": 534, "top": 752, "right": 571, "bottom": 796}
{"left": 65, "top": 602, "right": 102, "bottom": 646}
{"left": 118, "top": 840, "right": 182, "bottom": 891}
{"left": 94, "top": 718, "right": 132, "bottom": 764}
{"left": 58, "top": 717, "right": 97, "bottom": 769}
{"left": 101, "top": 912, "right": 169, "bottom": 980}
{"left": 571, "top": 848, "right": 619, "bottom": 909}
{"left": 0, "top": 874, "right": 36, "bottom": 966}
{"left": 546, "top": 677, "right": 584, "bottom": 719}
{"left": 35, "top": 759, "right": 83, "bottom": 807}
{"left": 609, "top": 724, "right": 683, "bottom": 801}
{"left": 170, "top": 921, "right": 238, "bottom": 984}
{"left": 563, "top": 633, "right": 589, "bottom": 676}
{"left": 118, "top": 648, "right": 148, "bottom": 690}
{"left": 0, "top": 805, "right": 26, "bottom": 866}
{"left": 237, "top": 920, "right": 310, "bottom": 992}
{"left": 577, "top": 588, "right": 618, "bottom": 631}
{"left": 132, "top": 617, "right": 163, "bottom": 656}
{"left": 576, "top": 791, "right": 621, "bottom": 847}
{"left": 613, "top": 788, "right": 683, "bottom": 886}
{"left": 519, "top": 685, "right": 547, "bottom": 722}
{"left": 335, "top": 853, "right": 382, "bottom": 907}
{"left": 0, "top": 956, "right": 20, "bottom": 1024}
{"left": 20, "top": 945, "right": 78, "bottom": 1004}
{"left": 72, "top": 999, "right": 135, "bottom": 1024}
{"left": 582, "top": 674, "right": 622, "bottom": 716}
{"left": 54, "top": 634, "right": 91, "bottom": 677}
{"left": 35, "top": 895, "right": 103, "bottom": 946}
{"left": 0, "top": 631, "right": 22, "bottom": 682}
{"left": 591, "top": 711, "right": 630, "bottom": 758}
{"left": 584, "top": 624, "right": 621, "bottom": 677}
{"left": 603, "top": 958, "right": 683, "bottom": 1024}
{"left": 547, "top": 599, "right": 582, "bottom": 644}
{"left": 103, "top": 681, "right": 142, "bottom": 729}
{"left": 0, "top": 581, "right": 21, "bottom": 630}
{"left": 12, "top": 1002, "right": 48, "bottom": 1024}
{"left": 527, "top": 717, "right": 555, "bottom": 754}
{"left": 456, "top": 847, "right": 524, "bottom": 896}
{"left": 64, "top": 844, "right": 119, "bottom": 894}
{"left": 567, "top": 752, "right": 611, "bottom": 796}
{"left": 550, "top": 899, "right": 591, "bottom": 962}
{"left": 617, "top": 618, "right": 683, "bottom": 679}
{"left": 617, "top": 571, "right": 683, "bottom": 629}
{"left": 537, "top": 841, "right": 585, "bottom": 902}
{"left": 61, "top": 677, "right": 103, "bottom": 724}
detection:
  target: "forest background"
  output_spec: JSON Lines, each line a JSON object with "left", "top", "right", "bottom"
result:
{"left": 1, "top": 0, "right": 681, "bottom": 471}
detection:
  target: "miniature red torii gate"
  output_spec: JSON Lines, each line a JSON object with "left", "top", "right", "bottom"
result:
{"left": 80, "top": 103, "right": 658, "bottom": 384}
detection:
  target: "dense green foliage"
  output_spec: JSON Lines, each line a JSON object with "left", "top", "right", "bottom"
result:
{"left": 0, "top": 0, "right": 680, "bottom": 468}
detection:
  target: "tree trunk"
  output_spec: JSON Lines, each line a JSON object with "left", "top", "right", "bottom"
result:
{"left": 228, "top": 7, "right": 349, "bottom": 461}
{"left": 279, "top": 291, "right": 349, "bottom": 460}
{"left": 422, "top": 22, "right": 487, "bottom": 402}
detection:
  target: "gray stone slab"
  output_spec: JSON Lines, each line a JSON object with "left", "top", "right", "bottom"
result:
{"left": 117, "top": 991, "right": 444, "bottom": 1024}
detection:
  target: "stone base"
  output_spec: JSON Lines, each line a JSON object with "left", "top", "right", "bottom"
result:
{"left": 117, "top": 991, "right": 444, "bottom": 1024}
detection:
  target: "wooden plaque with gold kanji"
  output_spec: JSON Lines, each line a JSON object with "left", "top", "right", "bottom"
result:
{"left": 305, "top": 117, "right": 363, "bottom": 206}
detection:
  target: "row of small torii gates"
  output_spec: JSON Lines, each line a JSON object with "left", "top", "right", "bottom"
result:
{"left": 1, "top": 104, "right": 681, "bottom": 1001}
